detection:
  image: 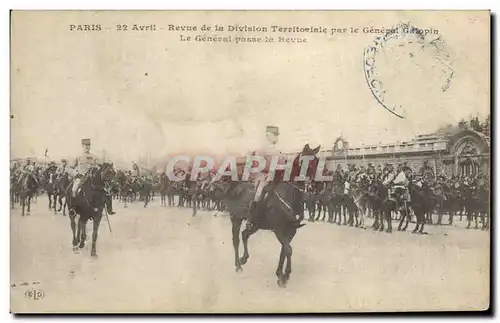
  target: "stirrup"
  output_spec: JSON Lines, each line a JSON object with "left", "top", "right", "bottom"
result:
{"left": 68, "top": 208, "right": 76, "bottom": 216}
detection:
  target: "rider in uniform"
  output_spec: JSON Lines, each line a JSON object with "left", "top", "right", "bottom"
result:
{"left": 57, "top": 159, "right": 68, "bottom": 177}
{"left": 392, "top": 163, "right": 411, "bottom": 208}
{"left": 248, "top": 126, "right": 291, "bottom": 225}
{"left": 382, "top": 163, "right": 395, "bottom": 198}
{"left": 69, "top": 139, "right": 115, "bottom": 215}
{"left": 132, "top": 161, "right": 140, "bottom": 178}
{"left": 70, "top": 139, "right": 98, "bottom": 199}
{"left": 21, "top": 158, "right": 38, "bottom": 185}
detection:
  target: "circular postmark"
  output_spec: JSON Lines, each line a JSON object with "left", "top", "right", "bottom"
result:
{"left": 363, "top": 22, "right": 456, "bottom": 119}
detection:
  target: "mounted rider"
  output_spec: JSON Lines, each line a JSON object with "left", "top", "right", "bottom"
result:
{"left": 384, "top": 163, "right": 411, "bottom": 209}
{"left": 44, "top": 161, "right": 58, "bottom": 184}
{"left": 247, "top": 126, "right": 289, "bottom": 225}
{"left": 70, "top": 139, "right": 98, "bottom": 198}
{"left": 57, "top": 159, "right": 68, "bottom": 177}
{"left": 131, "top": 161, "right": 140, "bottom": 179}
{"left": 331, "top": 164, "right": 344, "bottom": 195}
{"left": 21, "top": 158, "right": 39, "bottom": 186}
{"left": 69, "top": 138, "right": 115, "bottom": 215}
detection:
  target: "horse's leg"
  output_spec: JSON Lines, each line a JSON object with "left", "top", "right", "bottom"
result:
{"left": 377, "top": 207, "right": 383, "bottom": 229}
{"left": 26, "top": 194, "right": 31, "bottom": 215}
{"left": 418, "top": 209, "right": 426, "bottom": 234}
{"left": 58, "top": 195, "right": 64, "bottom": 212}
{"left": 397, "top": 208, "right": 404, "bottom": 231}
{"left": 70, "top": 213, "right": 77, "bottom": 246}
{"left": 412, "top": 208, "right": 419, "bottom": 233}
{"left": 437, "top": 205, "right": 443, "bottom": 225}
{"left": 283, "top": 229, "right": 296, "bottom": 284}
{"left": 231, "top": 217, "right": 243, "bottom": 272}
{"left": 349, "top": 206, "right": 355, "bottom": 227}
{"left": 63, "top": 198, "right": 67, "bottom": 216}
{"left": 275, "top": 242, "right": 286, "bottom": 287}
{"left": 274, "top": 229, "right": 294, "bottom": 287}
{"left": 403, "top": 205, "right": 410, "bottom": 231}
{"left": 474, "top": 210, "right": 479, "bottom": 229}
{"left": 466, "top": 208, "right": 471, "bottom": 229}
{"left": 386, "top": 208, "right": 392, "bottom": 233}
{"left": 358, "top": 205, "right": 365, "bottom": 229}
{"left": 53, "top": 194, "right": 58, "bottom": 214}
{"left": 192, "top": 195, "right": 197, "bottom": 217}
{"left": 314, "top": 201, "right": 320, "bottom": 221}
{"left": 372, "top": 208, "right": 379, "bottom": 230}
{"left": 79, "top": 216, "right": 87, "bottom": 249}
{"left": 240, "top": 222, "right": 259, "bottom": 266}
{"left": 48, "top": 194, "right": 52, "bottom": 209}
{"left": 73, "top": 215, "right": 83, "bottom": 252}
{"left": 20, "top": 197, "right": 25, "bottom": 216}
{"left": 90, "top": 212, "right": 102, "bottom": 257}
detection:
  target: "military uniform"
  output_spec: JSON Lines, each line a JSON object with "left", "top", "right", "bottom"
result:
{"left": 252, "top": 126, "right": 284, "bottom": 204}
{"left": 57, "top": 159, "right": 68, "bottom": 177}
{"left": 131, "top": 162, "right": 140, "bottom": 178}
{"left": 20, "top": 160, "right": 38, "bottom": 185}
{"left": 392, "top": 164, "right": 411, "bottom": 203}
{"left": 71, "top": 139, "right": 98, "bottom": 197}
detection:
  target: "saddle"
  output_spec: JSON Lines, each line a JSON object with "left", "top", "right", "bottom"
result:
{"left": 251, "top": 182, "right": 304, "bottom": 229}
{"left": 69, "top": 176, "right": 101, "bottom": 213}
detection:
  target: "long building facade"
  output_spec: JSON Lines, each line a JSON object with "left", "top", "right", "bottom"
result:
{"left": 323, "top": 126, "right": 490, "bottom": 177}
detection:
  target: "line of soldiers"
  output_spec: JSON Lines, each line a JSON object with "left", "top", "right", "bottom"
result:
{"left": 329, "top": 160, "right": 489, "bottom": 209}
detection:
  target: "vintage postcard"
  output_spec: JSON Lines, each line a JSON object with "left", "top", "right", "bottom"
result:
{"left": 10, "top": 10, "right": 490, "bottom": 313}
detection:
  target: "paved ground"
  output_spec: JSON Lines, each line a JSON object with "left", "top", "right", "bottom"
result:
{"left": 10, "top": 196, "right": 490, "bottom": 313}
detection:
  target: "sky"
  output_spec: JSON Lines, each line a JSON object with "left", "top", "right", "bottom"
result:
{"left": 10, "top": 11, "right": 490, "bottom": 164}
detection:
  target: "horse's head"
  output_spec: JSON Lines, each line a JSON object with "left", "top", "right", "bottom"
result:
{"left": 89, "top": 162, "right": 114, "bottom": 188}
{"left": 290, "top": 144, "right": 321, "bottom": 182}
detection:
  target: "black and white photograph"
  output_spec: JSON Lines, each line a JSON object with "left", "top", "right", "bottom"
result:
{"left": 9, "top": 10, "right": 490, "bottom": 313}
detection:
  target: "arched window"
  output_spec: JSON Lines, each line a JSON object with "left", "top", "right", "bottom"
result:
{"left": 460, "top": 159, "right": 479, "bottom": 176}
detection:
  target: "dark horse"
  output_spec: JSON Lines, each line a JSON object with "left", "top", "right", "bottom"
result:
{"left": 55, "top": 171, "right": 71, "bottom": 215}
{"left": 19, "top": 172, "right": 39, "bottom": 216}
{"left": 216, "top": 144, "right": 320, "bottom": 287}
{"left": 45, "top": 169, "right": 58, "bottom": 214}
{"left": 65, "top": 163, "right": 114, "bottom": 257}
{"left": 158, "top": 172, "right": 170, "bottom": 207}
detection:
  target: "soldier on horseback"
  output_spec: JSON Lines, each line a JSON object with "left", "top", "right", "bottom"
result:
{"left": 70, "top": 139, "right": 97, "bottom": 198}
{"left": 248, "top": 125, "right": 286, "bottom": 225}
{"left": 391, "top": 163, "right": 411, "bottom": 208}
{"left": 69, "top": 138, "right": 115, "bottom": 215}
{"left": 57, "top": 159, "right": 68, "bottom": 177}
{"left": 21, "top": 158, "right": 39, "bottom": 186}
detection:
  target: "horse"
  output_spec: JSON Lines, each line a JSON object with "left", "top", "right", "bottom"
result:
{"left": 55, "top": 171, "right": 71, "bottom": 215}
{"left": 350, "top": 176, "right": 371, "bottom": 229}
{"left": 65, "top": 163, "right": 114, "bottom": 257}
{"left": 10, "top": 172, "right": 21, "bottom": 209}
{"left": 215, "top": 144, "right": 320, "bottom": 287}
{"left": 138, "top": 177, "right": 153, "bottom": 208}
{"left": 304, "top": 182, "right": 320, "bottom": 222}
{"left": 330, "top": 179, "right": 350, "bottom": 225}
{"left": 407, "top": 180, "right": 431, "bottom": 234}
{"left": 44, "top": 168, "right": 58, "bottom": 213}
{"left": 158, "top": 172, "right": 170, "bottom": 207}
{"left": 19, "top": 172, "right": 39, "bottom": 216}
{"left": 374, "top": 182, "right": 398, "bottom": 233}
